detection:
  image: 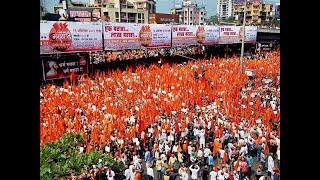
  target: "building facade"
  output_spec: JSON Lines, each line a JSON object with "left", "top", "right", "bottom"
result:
{"left": 234, "top": 0, "right": 273, "bottom": 25}
{"left": 96, "top": 0, "right": 156, "bottom": 23}
{"left": 171, "top": 0, "right": 206, "bottom": 25}
{"left": 216, "top": 0, "right": 235, "bottom": 21}
{"left": 274, "top": 2, "right": 280, "bottom": 20}
{"left": 149, "top": 13, "right": 179, "bottom": 24}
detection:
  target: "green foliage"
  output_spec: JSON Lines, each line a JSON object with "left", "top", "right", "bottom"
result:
{"left": 226, "top": 16, "right": 235, "bottom": 23}
{"left": 40, "top": 133, "right": 124, "bottom": 179}
{"left": 208, "top": 14, "right": 219, "bottom": 24}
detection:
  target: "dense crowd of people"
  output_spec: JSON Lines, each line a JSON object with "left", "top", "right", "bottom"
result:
{"left": 90, "top": 46, "right": 206, "bottom": 64}
{"left": 40, "top": 51, "right": 280, "bottom": 180}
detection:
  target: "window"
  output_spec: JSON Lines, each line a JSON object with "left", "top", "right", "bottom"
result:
{"left": 138, "top": 20, "right": 141, "bottom": 23}
{"left": 201, "top": 12, "right": 203, "bottom": 15}
{"left": 138, "top": 13, "right": 141, "bottom": 19}
{"left": 190, "top": 23, "right": 192, "bottom": 25}
{"left": 115, "top": 12, "right": 119, "bottom": 18}
{"left": 185, "top": 11, "right": 187, "bottom": 15}
{"left": 120, "top": 12, "right": 126, "bottom": 18}
{"left": 190, "top": 11, "right": 193, "bottom": 14}
{"left": 142, "top": 13, "right": 144, "bottom": 19}
{"left": 142, "top": 20, "right": 145, "bottom": 23}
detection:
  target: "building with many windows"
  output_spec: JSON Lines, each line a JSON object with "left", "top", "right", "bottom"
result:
{"left": 234, "top": 0, "right": 273, "bottom": 25}
{"left": 54, "top": 0, "right": 156, "bottom": 23}
{"left": 171, "top": 0, "right": 206, "bottom": 25}
{"left": 100, "top": 0, "right": 156, "bottom": 23}
{"left": 273, "top": 2, "right": 280, "bottom": 20}
{"left": 216, "top": 0, "right": 235, "bottom": 21}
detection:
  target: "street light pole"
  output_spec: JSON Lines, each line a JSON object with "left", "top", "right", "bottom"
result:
{"left": 240, "top": 0, "right": 247, "bottom": 76}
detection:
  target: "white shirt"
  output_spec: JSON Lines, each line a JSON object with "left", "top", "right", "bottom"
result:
{"left": 79, "top": 146, "right": 84, "bottom": 153}
{"left": 105, "top": 145, "right": 110, "bottom": 153}
{"left": 276, "top": 150, "right": 280, "bottom": 160}
{"left": 154, "top": 151, "right": 160, "bottom": 159}
{"left": 204, "top": 148, "right": 211, "bottom": 157}
{"left": 172, "top": 145, "right": 178, "bottom": 153}
{"left": 210, "top": 171, "right": 218, "bottom": 180}
{"left": 197, "top": 149, "right": 203, "bottom": 158}
{"left": 106, "top": 170, "right": 115, "bottom": 180}
{"left": 219, "top": 149, "right": 225, "bottom": 159}
{"left": 217, "top": 174, "right": 225, "bottom": 180}
{"left": 179, "top": 167, "right": 189, "bottom": 180}
{"left": 124, "top": 168, "right": 131, "bottom": 180}
{"left": 165, "top": 144, "right": 171, "bottom": 153}
{"left": 147, "top": 167, "right": 154, "bottom": 178}
{"left": 199, "top": 131, "right": 205, "bottom": 140}
{"left": 188, "top": 145, "right": 193, "bottom": 154}
{"left": 241, "top": 144, "right": 248, "bottom": 155}
{"left": 190, "top": 165, "right": 200, "bottom": 179}
{"left": 268, "top": 156, "right": 274, "bottom": 172}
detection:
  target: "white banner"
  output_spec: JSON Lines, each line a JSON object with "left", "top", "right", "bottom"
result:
{"left": 40, "top": 21, "right": 103, "bottom": 54}
{"left": 172, "top": 25, "right": 198, "bottom": 47}
{"left": 219, "top": 26, "right": 242, "bottom": 44}
{"left": 245, "top": 26, "right": 258, "bottom": 43}
{"left": 200, "top": 25, "right": 220, "bottom": 45}
{"left": 103, "top": 23, "right": 171, "bottom": 50}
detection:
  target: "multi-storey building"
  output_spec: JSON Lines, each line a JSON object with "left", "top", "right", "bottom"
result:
{"left": 54, "top": 0, "right": 156, "bottom": 23}
{"left": 171, "top": 0, "right": 206, "bottom": 25}
{"left": 98, "top": 0, "right": 156, "bottom": 23}
{"left": 273, "top": 2, "right": 280, "bottom": 20}
{"left": 234, "top": 0, "right": 273, "bottom": 24}
{"left": 216, "top": 0, "right": 235, "bottom": 21}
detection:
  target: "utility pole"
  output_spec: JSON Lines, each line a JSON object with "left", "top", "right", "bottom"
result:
{"left": 239, "top": 0, "right": 247, "bottom": 76}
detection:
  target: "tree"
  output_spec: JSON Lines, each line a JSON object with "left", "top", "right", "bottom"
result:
{"left": 208, "top": 14, "right": 219, "bottom": 25}
{"left": 226, "top": 16, "right": 235, "bottom": 23}
{"left": 40, "top": 133, "right": 124, "bottom": 179}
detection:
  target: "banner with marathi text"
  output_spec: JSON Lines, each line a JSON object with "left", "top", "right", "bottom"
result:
{"left": 219, "top": 26, "right": 242, "bottom": 44}
{"left": 40, "top": 21, "right": 103, "bottom": 54}
{"left": 245, "top": 26, "right": 258, "bottom": 43}
{"left": 199, "top": 25, "right": 220, "bottom": 45}
{"left": 172, "top": 25, "right": 198, "bottom": 47}
{"left": 103, "top": 22, "right": 171, "bottom": 50}
{"left": 41, "top": 54, "right": 89, "bottom": 80}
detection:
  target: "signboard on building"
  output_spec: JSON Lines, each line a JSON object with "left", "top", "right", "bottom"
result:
{"left": 103, "top": 23, "right": 172, "bottom": 50}
{"left": 40, "top": 21, "right": 103, "bottom": 54}
{"left": 149, "top": 13, "right": 179, "bottom": 24}
{"left": 54, "top": 7, "right": 102, "bottom": 22}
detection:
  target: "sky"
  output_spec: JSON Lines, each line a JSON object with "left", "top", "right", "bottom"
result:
{"left": 44, "top": 0, "right": 279, "bottom": 18}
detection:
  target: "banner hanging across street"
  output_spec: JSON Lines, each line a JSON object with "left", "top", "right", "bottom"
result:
{"left": 103, "top": 22, "right": 171, "bottom": 50}
{"left": 40, "top": 21, "right": 103, "bottom": 54}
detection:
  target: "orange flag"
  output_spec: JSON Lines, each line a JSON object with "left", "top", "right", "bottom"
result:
{"left": 223, "top": 151, "right": 228, "bottom": 163}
